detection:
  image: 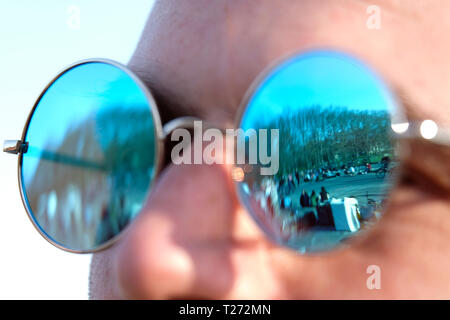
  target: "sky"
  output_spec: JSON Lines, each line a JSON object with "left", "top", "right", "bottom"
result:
{"left": 0, "top": 0, "right": 155, "bottom": 299}
{"left": 241, "top": 50, "right": 399, "bottom": 130}
{"left": 22, "top": 62, "right": 154, "bottom": 182}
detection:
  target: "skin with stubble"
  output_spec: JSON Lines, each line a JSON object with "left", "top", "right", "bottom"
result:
{"left": 89, "top": 0, "right": 450, "bottom": 299}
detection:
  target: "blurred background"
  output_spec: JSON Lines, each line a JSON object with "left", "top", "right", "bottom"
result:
{"left": 0, "top": 0, "right": 155, "bottom": 299}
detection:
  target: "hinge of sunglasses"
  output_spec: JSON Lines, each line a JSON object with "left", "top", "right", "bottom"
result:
{"left": 3, "top": 140, "right": 28, "bottom": 155}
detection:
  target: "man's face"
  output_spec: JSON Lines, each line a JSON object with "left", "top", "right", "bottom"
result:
{"left": 90, "top": 0, "right": 450, "bottom": 299}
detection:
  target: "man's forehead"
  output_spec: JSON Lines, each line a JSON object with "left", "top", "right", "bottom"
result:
{"left": 129, "top": 0, "right": 450, "bottom": 125}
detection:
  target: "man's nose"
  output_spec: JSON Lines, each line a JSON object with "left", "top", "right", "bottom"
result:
{"left": 114, "top": 163, "right": 240, "bottom": 299}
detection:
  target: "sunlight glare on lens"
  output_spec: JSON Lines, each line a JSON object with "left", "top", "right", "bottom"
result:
{"left": 391, "top": 122, "right": 409, "bottom": 134}
{"left": 420, "top": 120, "right": 438, "bottom": 140}
{"left": 232, "top": 167, "right": 245, "bottom": 182}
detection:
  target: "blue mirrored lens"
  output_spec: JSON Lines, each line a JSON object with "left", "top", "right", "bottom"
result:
{"left": 21, "top": 61, "right": 158, "bottom": 252}
{"left": 237, "top": 50, "right": 399, "bottom": 253}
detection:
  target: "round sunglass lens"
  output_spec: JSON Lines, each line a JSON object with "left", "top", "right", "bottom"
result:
{"left": 237, "top": 50, "right": 401, "bottom": 253}
{"left": 21, "top": 61, "right": 159, "bottom": 252}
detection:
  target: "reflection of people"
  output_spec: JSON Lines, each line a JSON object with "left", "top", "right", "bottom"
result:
{"left": 300, "top": 189, "right": 310, "bottom": 208}
{"left": 90, "top": 0, "right": 450, "bottom": 299}
{"left": 320, "top": 187, "right": 329, "bottom": 202}
{"left": 381, "top": 155, "right": 391, "bottom": 169}
{"left": 310, "top": 191, "right": 319, "bottom": 207}
{"left": 305, "top": 172, "right": 311, "bottom": 182}
{"left": 283, "top": 196, "right": 292, "bottom": 210}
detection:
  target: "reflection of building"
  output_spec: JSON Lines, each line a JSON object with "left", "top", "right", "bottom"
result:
{"left": 23, "top": 107, "right": 156, "bottom": 250}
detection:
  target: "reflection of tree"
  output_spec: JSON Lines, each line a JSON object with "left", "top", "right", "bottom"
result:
{"left": 96, "top": 106, "right": 156, "bottom": 176}
{"left": 256, "top": 105, "right": 392, "bottom": 176}
{"left": 93, "top": 106, "right": 156, "bottom": 244}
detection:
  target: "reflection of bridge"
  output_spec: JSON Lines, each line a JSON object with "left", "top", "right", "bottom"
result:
{"left": 25, "top": 145, "right": 107, "bottom": 171}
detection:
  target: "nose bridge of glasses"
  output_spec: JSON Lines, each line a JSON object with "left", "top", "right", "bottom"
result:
{"left": 3, "top": 140, "right": 28, "bottom": 155}
{"left": 162, "top": 116, "right": 226, "bottom": 140}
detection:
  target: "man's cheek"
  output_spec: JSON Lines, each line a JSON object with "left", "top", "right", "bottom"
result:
{"left": 89, "top": 251, "right": 121, "bottom": 299}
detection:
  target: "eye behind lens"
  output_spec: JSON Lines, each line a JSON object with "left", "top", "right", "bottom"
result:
{"left": 20, "top": 60, "right": 161, "bottom": 252}
{"left": 236, "top": 50, "right": 400, "bottom": 253}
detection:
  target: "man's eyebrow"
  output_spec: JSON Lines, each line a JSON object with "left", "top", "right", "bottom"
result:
{"left": 128, "top": 66, "right": 198, "bottom": 124}
{"left": 130, "top": 65, "right": 237, "bottom": 126}
{"left": 391, "top": 84, "right": 450, "bottom": 126}
{"left": 145, "top": 81, "right": 192, "bottom": 124}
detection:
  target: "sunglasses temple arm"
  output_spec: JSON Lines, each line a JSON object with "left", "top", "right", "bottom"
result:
{"left": 3, "top": 140, "right": 106, "bottom": 172}
{"left": 3, "top": 140, "right": 27, "bottom": 154}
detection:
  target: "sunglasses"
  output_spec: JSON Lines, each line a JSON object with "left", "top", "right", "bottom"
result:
{"left": 4, "top": 50, "right": 449, "bottom": 254}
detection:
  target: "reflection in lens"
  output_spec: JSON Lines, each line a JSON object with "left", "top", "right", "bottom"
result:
{"left": 21, "top": 62, "right": 158, "bottom": 252}
{"left": 237, "top": 50, "right": 399, "bottom": 253}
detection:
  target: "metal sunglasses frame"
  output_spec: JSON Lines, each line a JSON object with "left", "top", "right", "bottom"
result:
{"left": 233, "top": 50, "right": 450, "bottom": 247}
{"left": 4, "top": 52, "right": 450, "bottom": 254}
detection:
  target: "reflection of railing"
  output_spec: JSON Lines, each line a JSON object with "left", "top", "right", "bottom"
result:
{"left": 23, "top": 145, "right": 107, "bottom": 172}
